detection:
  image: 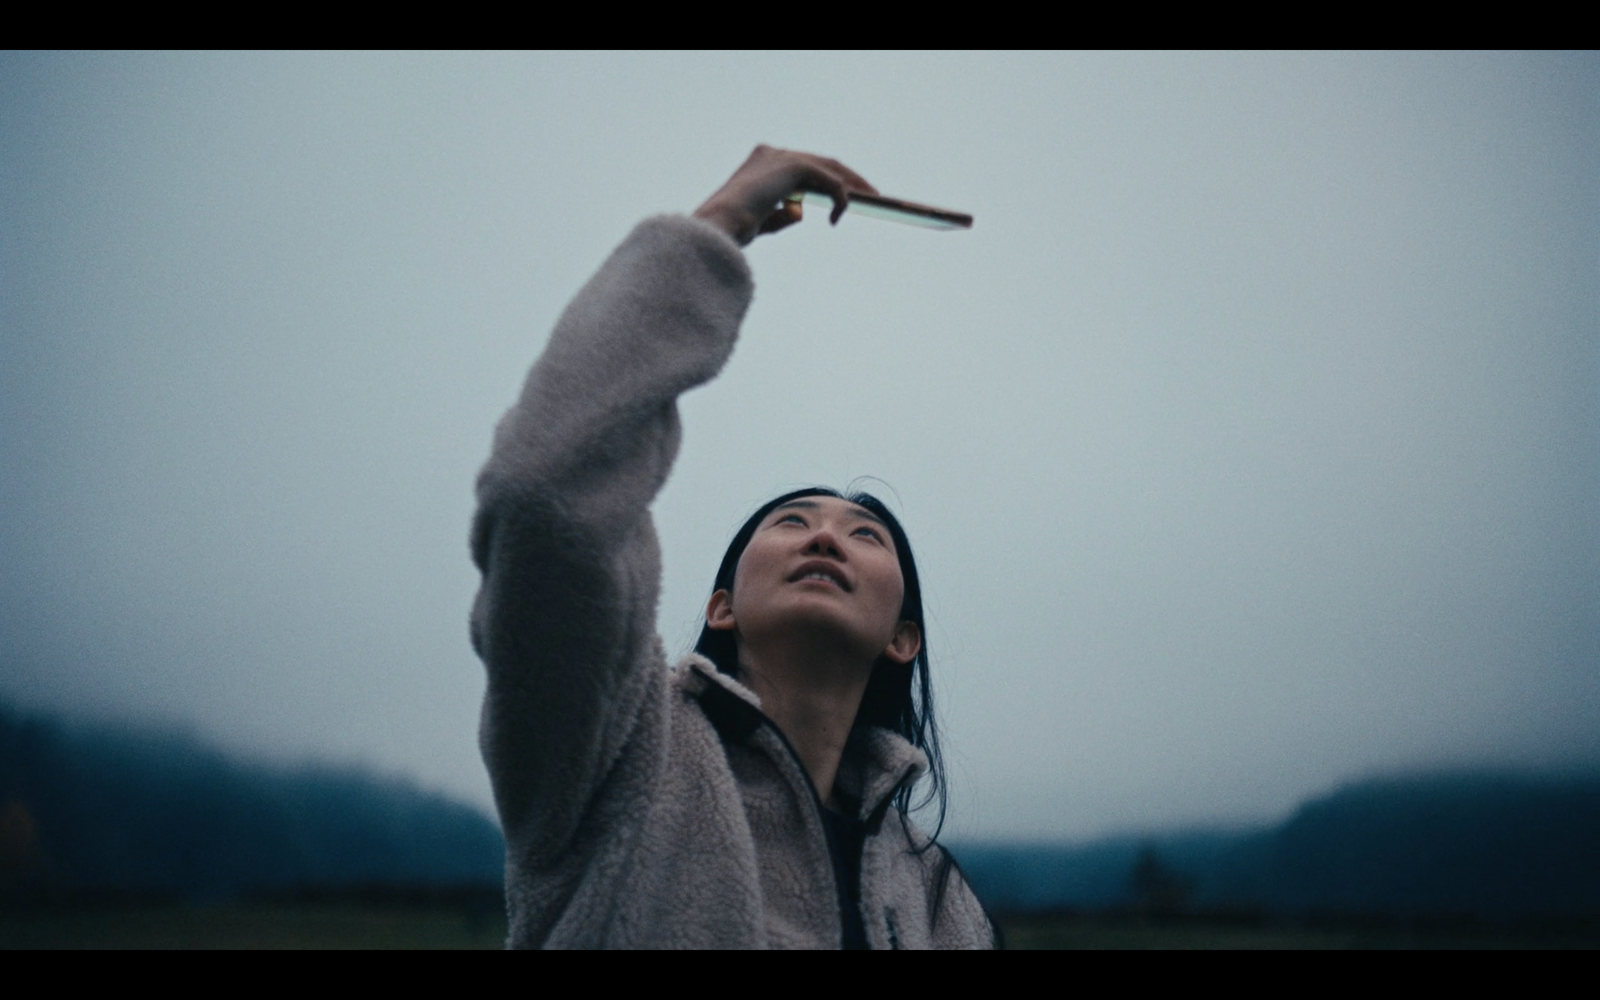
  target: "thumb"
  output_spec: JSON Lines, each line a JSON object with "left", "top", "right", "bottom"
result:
{"left": 757, "top": 199, "right": 804, "bottom": 236}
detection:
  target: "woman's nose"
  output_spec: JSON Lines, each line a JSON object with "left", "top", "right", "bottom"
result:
{"left": 803, "top": 529, "right": 844, "bottom": 559}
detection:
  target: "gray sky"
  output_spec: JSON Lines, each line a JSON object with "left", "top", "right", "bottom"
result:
{"left": 2, "top": 52, "right": 1595, "bottom": 840}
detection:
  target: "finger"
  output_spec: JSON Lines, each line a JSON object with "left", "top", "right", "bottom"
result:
{"left": 791, "top": 163, "right": 852, "bottom": 225}
{"left": 793, "top": 152, "right": 875, "bottom": 197}
{"left": 821, "top": 175, "right": 851, "bottom": 225}
{"left": 816, "top": 156, "right": 878, "bottom": 196}
{"left": 757, "top": 199, "right": 803, "bottom": 235}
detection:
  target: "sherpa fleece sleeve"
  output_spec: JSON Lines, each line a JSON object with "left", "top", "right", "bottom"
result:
{"left": 470, "top": 215, "right": 753, "bottom": 860}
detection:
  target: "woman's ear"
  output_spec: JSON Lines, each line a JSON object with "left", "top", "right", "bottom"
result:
{"left": 882, "top": 620, "right": 922, "bottom": 665}
{"left": 705, "top": 589, "right": 737, "bottom": 632}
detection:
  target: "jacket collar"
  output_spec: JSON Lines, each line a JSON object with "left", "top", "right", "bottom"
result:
{"left": 673, "top": 652, "right": 762, "bottom": 709}
{"left": 834, "top": 726, "right": 929, "bottom": 823}
{"left": 672, "top": 654, "right": 928, "bottom": 822}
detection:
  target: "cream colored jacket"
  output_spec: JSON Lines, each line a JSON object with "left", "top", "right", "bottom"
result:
{"left": 470, "top": 215, "right": 995, "bottom": 949}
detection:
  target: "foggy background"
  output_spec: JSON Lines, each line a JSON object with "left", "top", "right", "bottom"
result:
{"left": 2, "top": 52, "right": 1595, "bottom": 842}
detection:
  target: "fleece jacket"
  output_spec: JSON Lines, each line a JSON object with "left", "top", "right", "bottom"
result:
{"left": 469, "top": 214, "right": 996, "bottom": 949}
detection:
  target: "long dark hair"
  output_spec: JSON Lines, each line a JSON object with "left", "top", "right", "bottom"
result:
{"left": 692, "top": 486, "right": 947, "bottom": 838}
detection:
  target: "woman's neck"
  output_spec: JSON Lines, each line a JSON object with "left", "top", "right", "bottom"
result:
{"left": 737, "top": 640, "right": 872, "bottom": 810}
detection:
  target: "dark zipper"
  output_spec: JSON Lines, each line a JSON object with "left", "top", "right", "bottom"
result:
{"left": 697, "top": 678, "right": 884, "bottom": 948}
{"left": 750, "top": 712, "right": 876, "bottom": 951}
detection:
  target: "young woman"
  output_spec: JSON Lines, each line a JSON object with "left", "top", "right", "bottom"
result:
{"left": 470, "top": 147, "right": 995, "bottom": 949}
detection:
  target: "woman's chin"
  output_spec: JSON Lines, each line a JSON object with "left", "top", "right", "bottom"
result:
{"left": 747, "top": 605, "right": 885, "bottom": 661}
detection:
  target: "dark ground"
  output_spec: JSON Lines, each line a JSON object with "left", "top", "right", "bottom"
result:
{"left": 2, "top": 902, "right": 507, "bottom": 949}
{"left": 0, "top": 884, "right": 508, "bottom": 949}
{"left": 995, "top": 910, "right": 1600, "bottom": 950}
{"left": 7, "top": 900, "right": 1598, "bottom": 949}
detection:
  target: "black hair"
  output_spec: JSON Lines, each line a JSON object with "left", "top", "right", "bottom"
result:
{"left": 693, "top": 486, "right": 948, "bottom": 840}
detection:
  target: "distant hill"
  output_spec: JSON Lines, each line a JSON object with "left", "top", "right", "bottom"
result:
{"left": 9, "top": 697, "right": 1598, "bottom": 921}
{"left": 955, "top": 831, "right": 1248, "bottom": 914}
{"left": 956, "top": 772, "right": 1600, "bottom": 920}
{"left": 0, "top": 700, "right": 503, "bottom": 902}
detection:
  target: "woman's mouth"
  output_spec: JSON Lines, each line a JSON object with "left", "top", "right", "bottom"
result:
{"left": 789, "top": 563, "right": 851, "bottom": 590}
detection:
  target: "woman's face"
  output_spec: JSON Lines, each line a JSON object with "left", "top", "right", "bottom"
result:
{"left": 710, "top": 496, "right": 919, "bottom": 665}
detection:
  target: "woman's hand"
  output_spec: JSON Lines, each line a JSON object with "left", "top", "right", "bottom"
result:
{"left": 693, "top": 145, "right": 878, "bottom": 246}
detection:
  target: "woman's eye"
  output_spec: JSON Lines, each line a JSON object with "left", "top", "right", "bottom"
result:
{"left": 779, "top": 514, "right": 805, "bottom": 525}
{"left": 854, "top": 527, "right": 883, "bottom": 542}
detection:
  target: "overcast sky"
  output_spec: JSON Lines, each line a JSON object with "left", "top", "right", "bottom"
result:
{"left": 2, "top": 51, "right": 1595, "bottom": 840}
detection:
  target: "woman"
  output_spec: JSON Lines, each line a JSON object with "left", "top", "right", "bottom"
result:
{"left": 470, "top": 146, "right": 995, "bottom": 948}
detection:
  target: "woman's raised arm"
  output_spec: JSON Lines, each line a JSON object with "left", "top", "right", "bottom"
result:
{"left": 470, "top": 148, "right": 873, "bottom": 863}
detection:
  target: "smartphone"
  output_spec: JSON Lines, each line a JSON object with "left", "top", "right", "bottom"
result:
{"left": 788, "top": 191, "right": 973, "bottom": 230}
